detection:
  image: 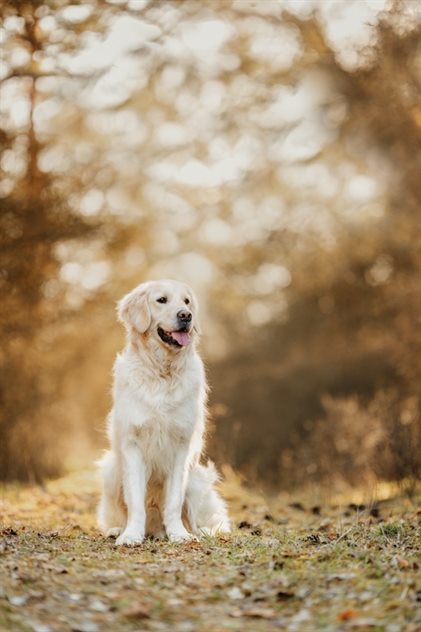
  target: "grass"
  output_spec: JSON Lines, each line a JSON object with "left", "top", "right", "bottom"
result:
{"left": 0, "top": 469, "right": 420, "bottom": 632}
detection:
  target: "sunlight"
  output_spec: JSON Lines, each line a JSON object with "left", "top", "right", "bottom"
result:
{"left": 61, "top": 14, "right": 161, "bottom": 74}
{"left": 180, "top": 19, "right": 234, "bottom": 52}
{"left": 1, "top": 3, "right": 419, "bottom": 627}
{"left": 200, "top": 218, "right": 232, "bottom": 246}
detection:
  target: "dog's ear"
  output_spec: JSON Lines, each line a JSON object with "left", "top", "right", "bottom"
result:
{"left": 117, "top": 286, "right": 151, "bottom": 333}
{"left": 190, "top": 289, "right": 202, "bottom": 336}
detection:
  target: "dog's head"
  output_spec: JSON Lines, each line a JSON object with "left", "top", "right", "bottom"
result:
{"left": 117, "top": 279, "right": 201, "bottom": 351}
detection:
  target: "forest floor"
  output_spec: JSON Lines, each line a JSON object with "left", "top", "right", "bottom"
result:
{"left": 0, "top": 469, "right": 420, "bottom": 632}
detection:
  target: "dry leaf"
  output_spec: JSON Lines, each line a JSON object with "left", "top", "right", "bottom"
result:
{"left": 396, "top": 557, "right": 410, "bottom": 570}
{"left": 227, "top": 587, "right": 244, "bottom": 600}
{"left": 123, "top": 605, "right": 151, "bottom": 620}
{"left": 244, "top": 607, "right": 276, "bottom": 619}
{"left": 338, "top": 609, "right": 359, "bottom": 621}
{"left": 8, "top": 594, "right": 28, "bottom": 606}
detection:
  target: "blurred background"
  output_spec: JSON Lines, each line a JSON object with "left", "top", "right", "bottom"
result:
{"left": 1, "top": 0, "right": 420, "bottom": 489}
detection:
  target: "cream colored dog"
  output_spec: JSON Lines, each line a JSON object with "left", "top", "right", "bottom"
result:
{"left": 98, "top": 279, "right": 230, "bottom": 546}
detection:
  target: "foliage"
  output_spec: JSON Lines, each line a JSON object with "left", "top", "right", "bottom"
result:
{"left": 0, "top": 1, "right": 100, "bottom": 480}
{"left": 0, "top": 0, "right": 420, "bottom": 483}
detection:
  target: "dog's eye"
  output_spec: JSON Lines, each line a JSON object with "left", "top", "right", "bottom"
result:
{"left": 157, "top": 297, "right": 167, "bottom": 304}
{"left": 184, "top": 298, "right": 190, "bottom": 305}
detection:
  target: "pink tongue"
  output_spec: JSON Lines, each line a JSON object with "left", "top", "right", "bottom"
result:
{"left": 171, "top": 331, "right": 191, "bottom": 346}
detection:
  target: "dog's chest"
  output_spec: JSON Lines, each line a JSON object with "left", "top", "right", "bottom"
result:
{"left": 140, "top": 380, "right": 195, "bottom": 426}
{"left": 134, "top": 382, "right": 198, "bottom": 471}
{"left": 136, "top": 417, "right": 185, "bottom": 478}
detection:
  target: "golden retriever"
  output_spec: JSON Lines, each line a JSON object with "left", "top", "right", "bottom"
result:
{"left": 98, "top": 279, "right": 230, "bottom": 545}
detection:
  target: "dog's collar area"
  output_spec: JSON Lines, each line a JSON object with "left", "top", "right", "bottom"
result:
{"left": 157, "top": 327, "right": 191, "bottom": 348}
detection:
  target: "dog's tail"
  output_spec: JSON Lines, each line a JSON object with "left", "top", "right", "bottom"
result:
{"left": 97, "top": 450, "right": 126, "bottom": 534}
{"left": 185, "top": 461, "right": 231, "bottom": 535}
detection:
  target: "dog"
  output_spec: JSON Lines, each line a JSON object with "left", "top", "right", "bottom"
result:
{"left": 98, "top": 279, "right": 230, "bottom": 545}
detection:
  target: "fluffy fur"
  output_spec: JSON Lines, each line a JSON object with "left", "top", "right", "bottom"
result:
{"left": 98, "top": 279, "right": 230, "bottom": 546}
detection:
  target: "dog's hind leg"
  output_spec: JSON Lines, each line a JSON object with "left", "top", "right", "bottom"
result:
{"left": 97, "top": 451, "right": 127, "bottom": 537}
{"left": 186, "top": 462, "right": 231, "bottom": 536}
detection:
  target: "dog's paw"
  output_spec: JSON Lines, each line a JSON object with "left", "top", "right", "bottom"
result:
{"left": 198, "top": 527, "right": 213, "bottom": 537}
{"left": 214, "top": 521, "right": 231, "bottom": 535}
{"left": 197, "top": 521, "right": 231, "bottom": 538}
{"left": 167, "top": 529, "right": 197, "bottom": 543}
{"left": 106, "top": 527, "right": 122, "bottom": 539}
{"left": 115, "top": 530, "right": 144, "bottom": 547}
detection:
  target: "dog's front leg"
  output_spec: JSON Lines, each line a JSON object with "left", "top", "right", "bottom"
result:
{"left": 164, "top": 446, "right": 193, "bottom": 542}
{"left": 116, "top": 441, "right": 147, "bottom": 546}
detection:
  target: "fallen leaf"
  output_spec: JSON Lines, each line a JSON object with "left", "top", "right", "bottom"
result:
{"left": 123, "top": 605, "right": 151, "bottom": 620}
{"left": 288, "top": 502, "right": 305, "bottom": 511}
{"left": 8, "top": 594, "right": 28, "bottom": 606}
{"left": 46, "top": 564, "right": 68, "bottom": 574}
{"left": 349, "top": 618, "right": 381, "bottom": 628}
{"left": 227, "top": 587, "right": 245, "bottom": 600}
{"left": 29, "top": 623, "right": 52, "bottom": 632}
{"left": 1, "top": 528, "right": 17, "bottom": 536}
{"left": 68, "top": 593, "right": 82, "bottom": 602}
{"left": 89, "top": 599, "right": 109, "bottom": 612}
{"left": 396, "top": 556, "right": 410, "bottom": 570}
{"left": 190, "top": 539, "right": 203, "bottom": 548}
{"left": 70, "top": 622, "right": 98, "bottom": 632}
{"left": 318, "top": 519, "right": 333, "bottom": 531}
{"left": 244, "top": 607, "right": 276, "bottom": 619}
{"left": 327, "top": 573, "right": 357, "bottom": 581}
{"left": 338, "top": 609, "right": 359, "bottom": 621}
{"left": 291, "top": 608, "right": 311, "bottom": 624}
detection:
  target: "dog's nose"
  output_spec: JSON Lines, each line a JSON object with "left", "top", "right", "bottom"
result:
{"left": 177, "top": 310, "right": 192, "bottom": 322}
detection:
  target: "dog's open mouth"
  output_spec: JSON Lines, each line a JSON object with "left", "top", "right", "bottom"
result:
{"left": 157, "top": 327, "right": 191, "bottom": 348}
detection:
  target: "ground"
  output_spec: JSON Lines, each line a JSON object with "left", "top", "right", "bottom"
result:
{"left": 0, "top": 470, "right": 420, "bottom": 632}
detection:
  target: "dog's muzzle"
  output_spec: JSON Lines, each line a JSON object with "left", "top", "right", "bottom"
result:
{"left": 158, "top": 326, "right": 191, "bottom": 348}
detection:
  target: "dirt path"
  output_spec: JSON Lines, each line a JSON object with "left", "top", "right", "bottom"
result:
{"left": 0, "top": 471, "right": 419, "bottom": 631}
